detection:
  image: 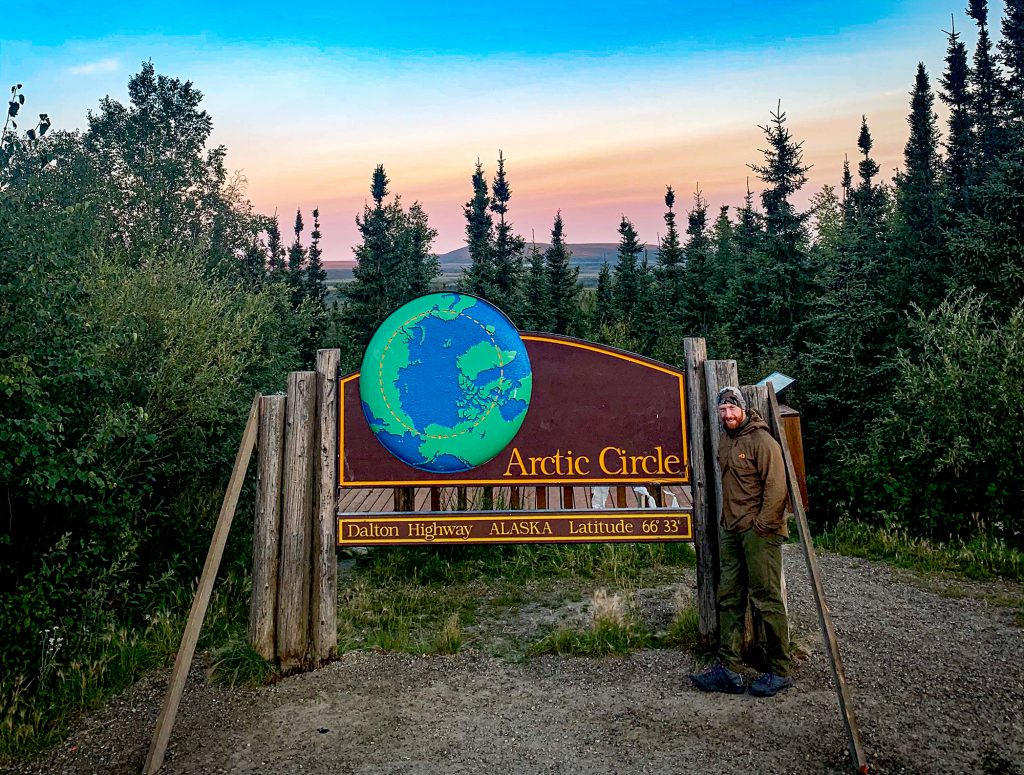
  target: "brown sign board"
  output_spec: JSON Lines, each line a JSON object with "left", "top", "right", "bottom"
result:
{"left": 337, "top": 509, "right": 693, "bottom": 546}
{"left": 339, "top": 334, "right": 689, "bottom": 487}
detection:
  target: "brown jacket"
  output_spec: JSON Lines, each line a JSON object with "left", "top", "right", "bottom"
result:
{"left": 718, "top": 410, "right": 788, "bottom": 537}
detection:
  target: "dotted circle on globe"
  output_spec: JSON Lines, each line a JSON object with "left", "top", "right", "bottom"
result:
{"left": 359, "top": 293, "right": 533, "bottom": 474}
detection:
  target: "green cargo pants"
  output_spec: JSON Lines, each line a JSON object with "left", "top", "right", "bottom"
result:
{"left": 717, "top": 527, "right": 793, "bottom": 676}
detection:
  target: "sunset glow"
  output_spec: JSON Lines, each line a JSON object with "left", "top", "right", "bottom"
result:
{"left": 2, "top": 0, "right": 980, "bottom": 256}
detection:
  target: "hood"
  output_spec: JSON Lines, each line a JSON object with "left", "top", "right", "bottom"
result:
{"left": 727, "top": 409, "right": 770, "bottom": 438}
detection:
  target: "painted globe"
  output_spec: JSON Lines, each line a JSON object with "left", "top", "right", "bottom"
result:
{"left": 359, "top": 293, "right": 533, "bottom": 473}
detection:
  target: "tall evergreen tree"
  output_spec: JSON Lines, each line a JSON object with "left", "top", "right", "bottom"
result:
{"left": 655, "top": 185, "right": 686, "bottom": 328}
{"left": 612, "top": 216, "right": 644, "bottom": 330}
{"left": 998, "top": 0, "right": 1024, "bottom": 119}
{"left": 895, "top": 63, "right": 946, "bottom": 309}
{"left": 705, "top": 204, "right": 737, "bottom": 343}
{"left": 287, "top": 208, "right": 307, "bottom": 307}
{"left": 948, "top": 0, "right": 1024, "bottom": 315}
{"left": 266, "top": 215, "right": 286, "bottom": 275}
{"left": 489, "top": 151, "right": 526, "bottom": 319}
{"left": 523, "top": 240, "right": 550, "bottom": 331}
{"left": 940, "top": 19, "right": 974, "bottom": 212}
{"left": 460, "top": 160, "right": 495, "bottom": 298}
{"left": 305, "top": 207, "right": 327, "bottom": 309}
{"left": 745, "top": 104, "right": 812, "bottom": 354}
{"left": 851, "top": 116, "right": 887, "bottom": 246}
{"left": 967, "top": 0, "right": 1004, "bottom": 165}
{"left": 544, "top": 212, "right": 580, "bottom": 335}
{"left": 681, "top": 188, "right": 712, "bottom": 336}
{"left": 344, "top": 165, "right": 440, "bottom": 349}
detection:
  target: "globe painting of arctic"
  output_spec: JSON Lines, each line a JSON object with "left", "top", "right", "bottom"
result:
{"left": 359, "top": 293, "right": 533, "bottom": 473}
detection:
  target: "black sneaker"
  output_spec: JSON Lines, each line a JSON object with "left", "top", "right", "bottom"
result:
{"left": 690, "top": 662, "right": 745, "bottom": 694}
{"left": 749, "top": 672, "right": 794, "bottom": 697}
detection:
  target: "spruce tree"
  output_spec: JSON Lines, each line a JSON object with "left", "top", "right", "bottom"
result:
{"left": 489, "top": 151, "right": 526, "bottom": 320}
{"left": 940, "top": 20, "right": 974, "bottom": 212}
{"left": 720, "top": 182, "right": 765, "bottom": 354}
{"left": 655, "top": 185, "right": 686, "bottom": 329}
{"left": 396, "top": 201, "right": 440, "bottom": 298}
{"left": 998, "top": 0, "right": 1024, "bottom": 120}
{"left": 594, "top": 260, "right": 615, "bottom": 331}
{"left": 852, "top": 116, "right": 887, "bottom": 246}
{"left": 895, "top": 63, "right": 945, "bottom": 309}
{"left": 523, "top": 240, "right": 550, "bottom": 331}
{"left": 344, "top": 165, "right": 440, "bottom": 348}
{"left": 706, "top": 204, "right": 737, "bottom": 340}
{"left": 460, "top": 160, "right": 495, "bottom": 298}
{"left": 305, "top": 208, "right": 327, "bottom": 306}
{"left": 612, "top": 216, "right": 644, "bottom": 330}
{"left": 967, "top": 0, "right": 1004, "bottom": 165}
{"left": 266, "top": 215, "right": 286, "bottom": 275}
{"left": 544, "top": 212, "right": 580, "bottom": 335}
{"left": 287, "top": 208, "right": 307, "bottom": 307}
{"left": 745, "top": 103, "right": 812, "bottom": 355}
{"left": 681, "top": 188, "right": 712, "bottom": 336}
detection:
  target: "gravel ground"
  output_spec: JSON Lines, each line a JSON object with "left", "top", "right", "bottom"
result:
{"left": 3, "top": 548, "right": 1022, "bottom": 775}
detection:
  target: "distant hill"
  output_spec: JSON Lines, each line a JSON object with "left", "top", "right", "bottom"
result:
{"left": 325, "top": 243, "right": 660, "bottom": 288}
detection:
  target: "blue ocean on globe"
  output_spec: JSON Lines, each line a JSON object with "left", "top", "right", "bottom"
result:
{"left": 359, "top": 293, "right": 533, "bottom": 473}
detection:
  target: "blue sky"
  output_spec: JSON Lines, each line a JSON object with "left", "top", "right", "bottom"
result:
{"left": 2, "top": 1, "right": 993, "bottom": 256}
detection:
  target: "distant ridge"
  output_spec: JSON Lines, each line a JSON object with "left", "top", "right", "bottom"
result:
{"left": 325, "top": 243, "right": 660, "bottom": 287}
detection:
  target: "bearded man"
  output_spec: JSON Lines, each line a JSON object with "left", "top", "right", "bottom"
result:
{"left": 690, "top": 386, "right": 794, "bottom": 697}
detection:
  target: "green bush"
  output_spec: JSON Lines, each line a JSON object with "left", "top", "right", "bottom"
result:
{"left": 0, "top": 200, "right": 306, "bottom": 694}
{"left": 849, "top": 293, "right": 1024, "bottom": 544}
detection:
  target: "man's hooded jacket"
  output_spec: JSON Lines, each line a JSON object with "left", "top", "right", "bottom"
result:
{"left": 717, "top": 410, "right": 788, "bottom": 537}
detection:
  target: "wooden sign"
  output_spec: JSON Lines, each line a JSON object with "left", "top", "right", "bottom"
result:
{"left": 340, "top": 332, "right": 689, "bottom": 487}
{"left": 338, "top": 509, "right": 692, "bottom": 546}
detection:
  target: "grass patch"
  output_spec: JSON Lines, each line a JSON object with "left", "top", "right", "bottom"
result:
{"left": 528, "top": 589, "right": 651, "bottom": 657}
{"left": 0, "top": 572, "right": 271, "bottom": 761}
{"left": 359, "top": 542, "right": 695, "bottom": 587}
{"left": 341, "top": 543, "right": 698, "bottom": 659}
{"left": 0, "top": 621, "right": 169, "bottom": 758}
{"left": 816, "top": 520, "right": 1024, "bottom": 583}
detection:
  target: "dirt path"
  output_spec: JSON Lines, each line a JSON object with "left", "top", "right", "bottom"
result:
{"left": 5, "top": 548, "right": 1023, "bottom": 775}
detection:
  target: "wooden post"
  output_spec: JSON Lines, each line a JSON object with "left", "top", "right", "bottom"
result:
{"left": 310, "top": 349, "right": 339, "bottom": 667}
{"left": 277, "top": 371, "right": 316, "bottom": 673}
{"left": 393, "top": 486, "right": 414, "bottom": 511}
{"left": 457, "top": 486, "right": 468, "bottom": 510}
{"left": 249, "top": 395, "right": 285, "bottom": 660}
{"left": 143, "top": 395, "right": 260, "bottom": 775}
{"left": 615, "top": 486, "right": 627, "bottom": 508}
{"left": 430, "top": 487, "right": 441, "bottom": 511}
{"left": 766, "top": 386, "right": 868, "bottom": 774}
{"left": 703, "top": 360, "right": 738, "bottom": 524}
{"left": 683, "top": 338, "right": 717, "bottom": 648}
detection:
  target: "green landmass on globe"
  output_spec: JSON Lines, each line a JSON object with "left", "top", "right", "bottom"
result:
{"left": 359, "top": 293, "right": 533, "bottom": 473}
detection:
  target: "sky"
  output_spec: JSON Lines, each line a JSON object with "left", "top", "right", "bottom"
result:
{"left": 1, "top": 0, "right": 998, "bottom": 258}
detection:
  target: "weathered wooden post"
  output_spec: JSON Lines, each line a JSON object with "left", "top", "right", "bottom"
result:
{"left": 310, "top": 349, "right": 340, "bottom": 667}
{"left": 703, "top": 359, "right": 738, "bottom": 522}
{"left": 683, "top": 338, "right": 717, "bottom": 648}
{"left": 277, "top": 371, "right": 316, "bottom": 673}
{"left": 249, "top": 394, "right": 286, "bottom": 660}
